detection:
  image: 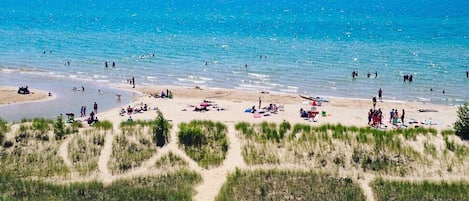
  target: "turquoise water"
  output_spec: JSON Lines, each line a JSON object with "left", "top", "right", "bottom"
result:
{"left": 0, "top": 0, "right": 468, "bottom": 112}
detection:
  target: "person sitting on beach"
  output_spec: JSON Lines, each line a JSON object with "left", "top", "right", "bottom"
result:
{"left": 160, "top": 91, "right": 166, "bottom": 98}
{"left": 251, "top": 106, "right": 257, "bottom": 113}
{"left": 127, "top": 105, "right": 133, "bottom": 115}
{"left": 119, "top": 108, "right": 126, "bottom": 116}
{"left": 167, "top": 91, "right": 173, "bottom": 99}
{"left": 300, "top": 108, "right": 308, "bottom": 118}
{"left": 143, "top": 104, "right": 148, "bottom": 111}
{"left": 194, "top": 106, "right": 208, "bottom": 112}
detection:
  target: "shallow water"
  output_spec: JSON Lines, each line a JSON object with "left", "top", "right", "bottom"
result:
{"left": 0, "top": 72, "right": 137, "bottom": 122}
{"left": 0, "top": 0, "right": 468, "bottom": 110}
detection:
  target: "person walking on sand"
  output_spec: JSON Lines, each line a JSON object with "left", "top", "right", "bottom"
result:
{"left": 401, "top": 109, "right": 405, "bottom": 125}
{"left": 372, "top": 97, "right": 377, "bottom": 109}
{"left": 258, "top": 97, "right": 262, "bottom": 110}
{"left": 93, "top": 102, "right": 98, "bottom": 114}
{"left": 378, "top": 88, "right": 383, "bottom": 102}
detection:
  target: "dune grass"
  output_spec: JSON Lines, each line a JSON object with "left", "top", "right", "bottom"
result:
{"left": 0, "top": 118, "right": 69, "bottom": 177}
{"left": 68, "top": 129, "right": 105, "bottom": 175}
{"left": 155, "top": 152, "right": 189, "bottom": 170}
{"left": 235, "top": 122, "right": 469, "bottom": 176}
{"left": 216, "top": 169, "right": 365, "bottom": 201}
{"left": 178, "top": 120, "right": 228, "bottom": 168}
{"left": 0, "top": 170, "right": 201, "bottom": 201}
{"left": 372, "top": 178, "right": 469, "bottom": 201}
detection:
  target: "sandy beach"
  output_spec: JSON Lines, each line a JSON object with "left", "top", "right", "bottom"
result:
{"left": 87, "top": 85, "right": 457, "bottom": 131}
{"left": 0, "top": 86, "right": 53, "bottom": 106}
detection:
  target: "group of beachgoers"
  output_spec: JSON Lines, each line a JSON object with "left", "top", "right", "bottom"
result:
{"left": 17, "top": 86, "right": 30, "bottom": 94}
{"left": 352, "top": 70, "right": 378, "bottom": 79}
{"left": 104, "top": 61, "right": 116, "bottom": 68}
{"left": 299, "top": 98, "right": 324, "bottom": 122}
{"left": 150, "top": 89, "right": 173, "bottom": 99}
{"left": 126, "top": 77, "right": 136, "bottom": 88}
{"left": 120, "top": 103, "right": 150, "bottom": 118}
{"left": 79, "top": 102, "right": 99, "bottom": 125}
{"left": 243, "top": 97, "right": 283, "bottom": 117}
{"left": 368, "top": 107, "right": 405, "bottom": 128}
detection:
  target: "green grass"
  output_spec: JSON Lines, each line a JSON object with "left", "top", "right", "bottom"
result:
{"left": 234, "top": 122, "right": 469, "bottom": 176}
{"left": 216, "top": 169, "right": 365, "bottom": 201}
{"left": 108, "top": 133, "right": 157, "bottom": 174}
{"left": 68, "top": 129, "right": 105, "bottom": 175}
{"left": 109, "top": 120, "right": 160, "bottom": 174}
{"left": 178, "top": 120, "right": 228, "bottom": 168}
{"left": 0, "top": 120, "right": 69, "bottom": 177}
{"left": 155, "top": 152, "right": 189, "bottom": 170}
{"left": 372, "top": 178, "right": 469, "bottom": 201}
{"left": 0, "top": 170, "right": 201, "bottom": 201}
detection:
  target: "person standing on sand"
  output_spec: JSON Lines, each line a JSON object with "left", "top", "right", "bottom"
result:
{"left": 93, "top": 102, "right": 98, "bottom": 114}
{"left": 132, "top": 76, "right": 135, "bottom": 88}
{"left": 378, "top": 88, "right": 383, "bottom": 102}
{"left": 372, "top": 97, "right": 377, "bottom": 109}
{"left": 401, "top": 109, "right": 405, "bottom": 125}
{"left": 258, "top": 97, "right": 262, "bottom": 110}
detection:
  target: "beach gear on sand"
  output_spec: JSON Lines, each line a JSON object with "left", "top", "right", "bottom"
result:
{"left": 418, "top": 109, "right": 438, "bottom": 112}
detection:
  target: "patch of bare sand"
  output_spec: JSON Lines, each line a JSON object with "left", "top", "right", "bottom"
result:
{"left": 0, "top": 86, "right": 53, "bottom": 106}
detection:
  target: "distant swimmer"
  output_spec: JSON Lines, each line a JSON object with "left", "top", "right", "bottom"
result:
{"left": 245, "top": 64, "right": 248, "bottom": 69}
{"left": 104, "top": 61, "right": 108, "bottom": 68}
{"left": 443, "top": 90, "right": 446, "bottom": 94}
{"left": 374, "top": 71, "right": 378, "bottom": 77}
{"left": 205, "top": 61, "right": 208, "bottom": 66}
{"left": 367, "top": 72, "right": 371, "bottom": 78}
{"left": 112, "top": 61, "right": 115, "bottom": 68}
{"left": 466, "top": 71, "right": 469, "bottom": 78}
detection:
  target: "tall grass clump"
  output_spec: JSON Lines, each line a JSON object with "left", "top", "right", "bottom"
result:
{"left": 0, "top": 120, "right": 69, "bottom": 177}
{"left": 216, "top": 169, "right": 365, "bottom": 201}
{"left": 454, "top": 103, "right": 469, "bottom": 140}
{"left": 108, "top": 132, "right": 157, "bottom": 174}
{"left": 0, "top": 118, "right": 9, "bottom": 144}
{"left": 152, "top": 110, "right": 171, "bottom": 147}
{"left": 93, "top": 120, "right": 113, "bottom": 131}
{"left": 0, "top": 170, "right": 201, "bottom": 200}
{"left": 154, "top": 152, "right": 188, "bottom": 170}
{"left": 54, "top": 115, "right": 66, "bottom": 140}
{"left": 372, "top": 178, "right": 469, "bottom": 201}
{"left": 178, "top": 120, "right": 228, "bottom": 168}
{"left": 68, "top": 129, "right": 105, "bottom": 175}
